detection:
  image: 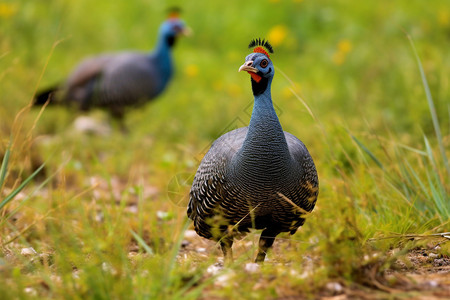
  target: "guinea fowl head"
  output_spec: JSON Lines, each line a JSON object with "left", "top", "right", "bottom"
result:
{"left": 159, "top": 8, "right": 190, "bottom": 48}
{"left": 239, "top": 38, "right": 274, "bottom": 96}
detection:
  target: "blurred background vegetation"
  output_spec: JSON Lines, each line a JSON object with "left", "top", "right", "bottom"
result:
{"left": 0, "top": 0, "right": 449, "bottom": 298}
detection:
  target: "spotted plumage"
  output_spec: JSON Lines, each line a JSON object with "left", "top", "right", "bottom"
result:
{"left": 188, "top": 39, "right": 319, "bottom": 263}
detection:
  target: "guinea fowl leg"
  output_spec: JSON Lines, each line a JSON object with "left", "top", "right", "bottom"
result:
{"left": 255, "top": 229, "right": 279, "bottom": 263}
{"left": 220, "top": 236, "right": 234, "bottom": 262}
{"left": 109, "top": 107, "right": 128, "bottom": 133}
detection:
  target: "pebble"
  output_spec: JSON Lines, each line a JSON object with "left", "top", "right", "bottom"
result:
{"left": 244, "top": 263, "right": 260, "bottom": 273}
{"left": 125, "top": 205, "right": 138, "bottom": 214}
{"left": 326, "top": 281, "right": 344, "bottom": 293}
{"left": 184, "top": 230, "right": 198, "bottom": 239}
{"left": 102, "top": 262, "right": 117, "bottom": 275}
{"left": 21, "top": 247, "right": 37, "bottom": 256}
{"left": 24, "top": 287, "right": 37, "bottom": 296}
{"left": 427, "top": 280, "right": 439, "bottom": 288}
{"left": 156, "top": 210, "right": 170, "bottom": 220}
{"left": 73, "top": 116, "right": 111, "bottom": 136}
{"left": 215, "top": 273, "right": 232, "bottom": 287}
{"left": 206, "top": 263, "right": 234, "bottom": 287}
{"left": 207, "top": 263, "right": 223, "bottom": 276}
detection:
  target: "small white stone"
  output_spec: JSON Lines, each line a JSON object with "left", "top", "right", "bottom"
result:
{"left": 427, "top": 280, "right": 438, "bottom": 287}
{"left": 95, "top": 212, "right": 104, "bottom": 222}
{"left": 50, "top": 275, "right": 62, "bottom": 284}
{"left": 125, "top": 205, "right": 138, "bottom": 214}
{"left": 156, "top": 210, "right": 170, "bottom": 220}
{"left": 428, "top": 253, "right": 438, "bottom": 258}
{"left": 184, "top": 230, "right": 198, "bottom": 239}
{"left": 21, "top": 247, "right": 37, "bottom": 256}
{"left": 207, "top": 263, "right": 223, "bottom": 276}
{"left": 215, "top": 273, "right": 232, "bottom": 286}
{"left": 326, "top": 281, "right": 344, "bottom": 293}
{"left": 244, "top": 263, "right": 260, "bottom": 273}
{"left": 102, "top": 262, "right": 117, "bottom": 275}
{"left": 24, "top": 287, "right": 37, "bottom": 296}
{"left": 72, "top": 270, "right": 80, "bottom": 279}
{"left": 196, "top": 247, "right": 206, "bottom": 253}
{"left": 290, "top": 269, "right": 301, "bottom": 278}
{"left": 73, "top": 116, "right": 111, "bottom": 136}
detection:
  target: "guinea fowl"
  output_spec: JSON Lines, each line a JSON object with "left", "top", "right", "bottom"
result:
{"left": 188, "top": 39, "right": 319, "bottom": 263}
{"left": 34, "top": 10, "right": 189, "bottom": 125}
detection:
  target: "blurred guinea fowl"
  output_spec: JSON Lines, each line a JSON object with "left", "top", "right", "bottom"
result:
{"left": 34, "top": 9, "right": 189, "bottom": 124}
{"left": 188, "top": 39, "right": 319, "bottom": 263}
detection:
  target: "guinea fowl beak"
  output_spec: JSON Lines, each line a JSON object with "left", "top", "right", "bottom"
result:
{"left": 238, "top": 61, "right": 258, "bottom": 73}
{"left": 180, "top": 26, "right": 193, "bottom": 36}
{"left": 239, "top": 61, "right": 262, "bottom": 83}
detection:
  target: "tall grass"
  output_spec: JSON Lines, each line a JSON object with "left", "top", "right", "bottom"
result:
{"left": 350, "top": 35, "right": 448, "bottom": 228}
{"left": 1, "top": 0, "right": 449, "bottom": 298}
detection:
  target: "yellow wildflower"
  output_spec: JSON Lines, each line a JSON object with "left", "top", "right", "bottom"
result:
{"left": 438, "top": 11, "right": 449, "bottom": 27}
{"left": 0, "top": 3, "right": 17, "bottom": 18}
{"left": 332, "top": 39, "right": 353, "bottom": 66}
{"left": 337, "top": 39, "right": 352, "bottom": 54}
{"left": 267, "top": 25, "right": 288, "bottom": 47}
{"left": 184, "top": 64, "right": 199, "bottom": 78}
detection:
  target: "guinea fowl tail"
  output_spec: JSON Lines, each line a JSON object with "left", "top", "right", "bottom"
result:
{"left": 34, "top": 85, "right": 59, "bottom": 106}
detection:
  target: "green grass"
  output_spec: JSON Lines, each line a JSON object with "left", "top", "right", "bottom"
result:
{"left": 1, "top": 0, "right": 449, "bottom": 298}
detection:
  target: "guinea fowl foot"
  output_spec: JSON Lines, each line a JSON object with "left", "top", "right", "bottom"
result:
{"left": 220, "top": 237, "right": 234, "bottom": 263}
{"left": 255, "top": 229, "right": 278, "bottom": 263}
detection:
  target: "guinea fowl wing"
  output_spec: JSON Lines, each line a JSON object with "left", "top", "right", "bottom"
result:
{"left": 66, "top": 55, "right": 115, "bottom": 91}
{"left": 188, "top": 127, "right": 248, "bottom": 228}
{"left": 284, "top": 131, "right": 319, "bottom": 213}
{"left": 99, "top": 53, "right": 163, "bottom": 107}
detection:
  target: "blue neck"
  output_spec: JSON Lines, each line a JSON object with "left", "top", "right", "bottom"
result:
{"left": 151, "top": 34, "right": 174, "bottom": 84}
{"left": 234, "top": 80, "right": 291, "bottom": 170}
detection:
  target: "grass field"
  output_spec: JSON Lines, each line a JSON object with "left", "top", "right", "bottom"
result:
{"left": 1, "top": 0, "right": 449, "bottom": 298}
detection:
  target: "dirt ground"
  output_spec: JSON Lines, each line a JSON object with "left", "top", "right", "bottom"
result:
{"left": 180, "top": 231, "right": 450, "bottom": 300}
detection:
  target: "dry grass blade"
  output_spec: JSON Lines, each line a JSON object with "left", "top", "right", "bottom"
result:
{"left": 367, "top": 232, "right": 450, "bottom": 242}
{"left": 277, "top": 192, "right": 311, "bottom": 217}
{"left": 276, "top": 67, "right": 317, "bottom": 122}
{"left": 216, "top": 203, "right": 262, "bottom": 248}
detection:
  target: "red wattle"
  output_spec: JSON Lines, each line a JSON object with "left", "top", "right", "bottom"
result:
{"left": 249, "top": 72, "right": 262, "bottom": 83}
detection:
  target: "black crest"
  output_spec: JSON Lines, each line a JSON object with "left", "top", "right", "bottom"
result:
{"left": 167, "top": 6, "right": 181, "bottom": 14}
{"left": 248, "top": 38, "right": 274, "bottom": 54}
{"left": 167, "top": 6, "right": 182, "bottom": 18}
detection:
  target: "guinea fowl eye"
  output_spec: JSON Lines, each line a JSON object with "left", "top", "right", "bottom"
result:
{"left": 260, "top": 59, "right": 268, "bottom": 68}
